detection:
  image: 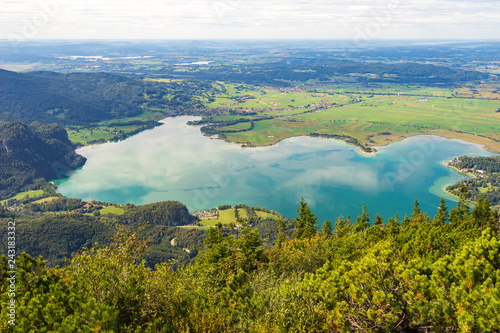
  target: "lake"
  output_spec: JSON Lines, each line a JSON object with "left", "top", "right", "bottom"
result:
{"left": 55, "top": 116, "right": 493, "bottom": 222}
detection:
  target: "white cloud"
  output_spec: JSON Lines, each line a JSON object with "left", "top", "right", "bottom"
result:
{"left": 0, "top": 0, "right": 498, "bottom": 39}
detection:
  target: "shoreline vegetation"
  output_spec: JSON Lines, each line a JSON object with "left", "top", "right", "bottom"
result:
{"left": 76, "top": 114, "right": 495, "bottom": 157}
{"left": 441, "top": 161, "right": 474, "bottom": 202}
{"left": 74, "top": 120, "right": 497, "bottom": 159}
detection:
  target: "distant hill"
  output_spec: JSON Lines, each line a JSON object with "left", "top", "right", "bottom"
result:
{"left": 0, "top": 69, "right": 144, "bottom": 124}
{"left": 123, "top": 201, "right": 197, "bottom": 226}
{"left": 0, "top": 121, "right": 86, "bottom": 199}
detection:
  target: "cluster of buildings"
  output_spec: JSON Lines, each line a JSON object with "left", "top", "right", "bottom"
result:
{"left": 192, "top": 208, "right": 218, "bottom": 219}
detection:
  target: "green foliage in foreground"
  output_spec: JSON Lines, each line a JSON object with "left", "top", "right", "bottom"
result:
{"left": 1, "top": 197, "right": 500, "bottom": 332}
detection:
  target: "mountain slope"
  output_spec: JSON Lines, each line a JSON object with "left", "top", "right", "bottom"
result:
{"left": 0, "top": 69, "right": 144, "bottom": 124}
{"left": 0, "top": 121, "right": 86, "bottom": 198}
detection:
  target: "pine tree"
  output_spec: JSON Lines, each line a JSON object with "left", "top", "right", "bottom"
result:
{"left": 471, "top": 196, "right": 496, "bottom": 227}
{"left": 293, "top": 197, "right": 318, "bottom": 239}
{"left": 411, "top": 199, "right": 421, "bottom": 218}
{"left": 321, "top": 219, "right": 333, "bottom": 238}
{"left": 387, "top": 212, "right": 400, "bottom": 233}
{"left": 334, "top": 216, "right": 352, "bottom": 238}
{"left": 374, "top": 213, "right": 384, "bottom": 227}
{"left": 433, "top": 197, "right": 449, "bottom": 224}
{"left": 401, "top": 214, "right": 411, "bottom": 228}
{"left": 354, "top": 203, "right": 370, "bottom": 232}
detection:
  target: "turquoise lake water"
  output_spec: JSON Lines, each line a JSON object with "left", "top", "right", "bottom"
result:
{"left": 55, "top": 116, "right": 494, "bottom": 222}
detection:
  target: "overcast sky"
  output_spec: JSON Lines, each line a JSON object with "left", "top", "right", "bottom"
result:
{"left": 1, "top": 0, "right": 499, "bottom": 40}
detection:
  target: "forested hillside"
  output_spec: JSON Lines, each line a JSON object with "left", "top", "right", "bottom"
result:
{"left": 1, "top": 194, "right": 499, "bottom": 332}
{"left": 0, "top": 69, "right": 144, "bottom": 124}
{"left": 0, "top": 200, "right": 204, "bottom": 268}
{"left": 154, "top": 59, "right": 490, "bottom": 87}
{"left": 0, "top": 121, "right": 85, "bottom": 199}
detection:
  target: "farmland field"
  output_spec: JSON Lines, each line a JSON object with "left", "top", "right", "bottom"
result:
{"left": 1, "top": 190, "right": 44, "bottom": 204}
{"left": 201, "top": 82, "right": 500, "bottom": 152}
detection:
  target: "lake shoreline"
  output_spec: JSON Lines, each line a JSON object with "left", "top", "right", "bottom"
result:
{"left": 69, "top": 115, "right": 498, "bottom": 156}
{"left": 441, "top": 161, "right": 477, "bottom": 204}
{"left": 57, "top": 116, "right": 492, "bottom": 221}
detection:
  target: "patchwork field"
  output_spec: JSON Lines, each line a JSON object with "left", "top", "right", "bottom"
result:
{"left": 203, "top": 83, "right": 500, "bottom": 152}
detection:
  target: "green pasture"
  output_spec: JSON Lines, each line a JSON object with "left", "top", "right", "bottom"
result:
{"left": 199, "top": 208, "right": 236, "bottom": 226}
{"left": 1, "top": 190, "right": 45, "bottom": 204}
{"left": 98, "top": 206, "right": 125, "bottom": 215}
{"left": 199, "top": 207, "right": 279, "bottom": 226}
{"left": 208, "top": 85, "right": 500, "bottom": 152}
{"left": 255, "top": 211, "right": 279, "bottom": 220}
{"left": 32, "top": 196, "right": 59, "bottom": 204}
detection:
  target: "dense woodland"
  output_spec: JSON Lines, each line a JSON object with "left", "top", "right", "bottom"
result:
{"left": 154, "top": 60, "right": 490, "bottom": 87}
{"left": 0, "top": 70, "right": 146, "bottom": 124}
{"left": 0, "top": 200, "right": 207, "bottom": 268}
{"left": 1, "top": 192, "right": 499, "bottom": 332}
{"left": 447, "top": 156, "right": 500, "bottom": 205}
{"left": 0, "top": 121, "right": 85, "bottom": 199}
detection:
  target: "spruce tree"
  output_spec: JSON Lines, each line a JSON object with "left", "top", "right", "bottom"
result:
{"left": 433, "top": 197, "right": 449, "bottom": 224}
{"left": 401, "top": 214, "right": 411, "bottom": 228}
{"left": 387, "top": 213, "right": 400, "bottom": 233}
{"left": 411, "top": 199, "right": 421, "bottom": 218}
{"left": 321, "top": 219, "right": 333, "bottom": 238}
{"left": 354, "top": 203, "right": 370, "bottom": 232}
{"left": 374, "top": 213, "right": 384, "bottom": 226}
{"left": 471, "top": 196, "right": 495, "bottom": 227}
{"left": 293, "top": 197, "right": 318, "bottom": 239}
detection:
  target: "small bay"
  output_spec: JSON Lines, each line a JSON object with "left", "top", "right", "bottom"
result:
{"left": 56, "top": 116, "right": 493, "bottom": 222}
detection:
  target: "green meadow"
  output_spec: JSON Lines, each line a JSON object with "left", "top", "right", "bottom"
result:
{"left": 205, "top": 83, "right": 500, "bottom": 152}
{"left": 1, "top": 190, "right": 44, "bottom": 204}
{"left": 66, "top": 110, "right": 167, "bottom": 145}
{"left": 199, "top": 207, "right": 279, "bottom": 226}
{"left": 97, "top": 206, "right": 125, "bottom": 215}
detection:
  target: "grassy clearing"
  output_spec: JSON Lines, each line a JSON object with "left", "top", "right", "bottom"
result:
{"left": 199, "top": 208, "right": 235, "bottom": 226}
{"left": 236, "top": 208, "right": 248, "bottom": 219}
{"left": 255, "top": 211, "right": 279, "bottom": 220}
{"left": 98, "top": 206, "right": 125, "bottom": 215}
{"left": 32, "top": 196, "right": 59, "bottom": 204}
{"left": 66, "top": 110, "right": 166, "bottom": 145}
{"left": 1, "top": 190, "right": 44, "bottom": 204}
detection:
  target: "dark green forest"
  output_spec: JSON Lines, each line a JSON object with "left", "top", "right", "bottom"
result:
{"left": 0, "top": 69, "right": 146, "bottom": 124}
{"left": 0, "top": 200, "right": 206, "bottom": 268}
{"left": 152, "top": 59, "right": 490, "bottom": 87}
{"left": 0, "top": 121, "right": 85, "bottom": 199}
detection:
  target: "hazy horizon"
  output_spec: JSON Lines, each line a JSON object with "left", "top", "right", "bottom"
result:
{"left": 1, "top": 0, "right": 498, "bottom": 42}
